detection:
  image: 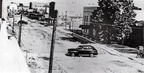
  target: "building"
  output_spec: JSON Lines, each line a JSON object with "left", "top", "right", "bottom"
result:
{"left": 31, "top": 2, "right": 49, "bottom": 14}
{"left": 7, "top": 2, "right": 18, "bottom": 18}
{"left": 80, "top": 6, "right": 98, "bottom": 36}
{"left": 8, "top": 2, "right": 18, "bottom": 14}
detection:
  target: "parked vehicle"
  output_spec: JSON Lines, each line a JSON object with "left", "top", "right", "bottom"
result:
{"left": 66, "top": 45, "right": 98, "bottom": 57}
{"left": 27, "top": 12, "right": 43, "bottom": 20}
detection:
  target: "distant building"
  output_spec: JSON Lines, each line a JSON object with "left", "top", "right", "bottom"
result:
{"left": 22, "top": 6, "right": 29, "bottom": 11}
{"left": 80, "top": 6, "right": 98, "bottom": 36}
{"left": 31, "top": 2, "right": 49, "bottom": 14}
{"left": 8, "top": 2, "right": 18, "bottom": 14}
{"left": 9, "top": 2, "right": 18, "bottom": 10}
{"left": 7, "top": 2, "right": 18, "bottom": 18}
{"left": 18, "top": 5, "right": 29, "bottom": 12}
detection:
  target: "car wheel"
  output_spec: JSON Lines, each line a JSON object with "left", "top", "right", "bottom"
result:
{"left": 71, "top": 53, "right": 75, "bottom": 57}
{"left": 78, "top": 54, "right": 82, "bottom": 57}
{"left": 39, "top": 17, "right": 42, "bottom": 20}
{"left": 90, "top": 54, "right": 94, "bottom": 57}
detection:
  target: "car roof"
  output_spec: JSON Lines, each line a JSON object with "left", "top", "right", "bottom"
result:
{"left": 78, "top": 45, "right": 93, "bottom": 47}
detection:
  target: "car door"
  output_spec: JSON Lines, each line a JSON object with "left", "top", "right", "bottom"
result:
{"left": 84, "top": 46, "right": 93, "bottom": 54}
{"left": 78, "top": 46, "right": 92, "bottom": 54}
{"left": 77, "top": 46, "right": 85, "bottom": 54}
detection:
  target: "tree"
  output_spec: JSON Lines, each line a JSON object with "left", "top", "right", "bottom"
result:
{"left": 91, "top": 0, "right": 139, "bottom": 44}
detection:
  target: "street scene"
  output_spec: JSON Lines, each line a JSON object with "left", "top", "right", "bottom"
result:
{"left": 1, "top": 0, "right": 144, "bottom": 73}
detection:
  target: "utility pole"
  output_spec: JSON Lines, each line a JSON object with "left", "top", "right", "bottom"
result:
{"left": 72, "top": 19, "right": 74, "bottom": 32}
{"left": 48, "top": 18, "right": 57, "bottom": 73}
{"left": 12, "top": 14, "right": 15, "bottom": 31}
{"left": 65, "top": 11, "right": 67, "bottom": 29}
{"left": 0, "top": 0, "right": 2, "bottom": 18}
{"left": 48, "top": 10, "right": 58, "bottom": 73}
{"left": 18, "top": 11, "right": 23, "bottom": 47}
{"left": 70, "top": 17, "right": 73, "bottom": 30}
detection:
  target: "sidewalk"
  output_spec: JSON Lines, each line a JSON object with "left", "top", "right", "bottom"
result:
{"left": 0, "top": 21, "right": 30, "bottom": 73}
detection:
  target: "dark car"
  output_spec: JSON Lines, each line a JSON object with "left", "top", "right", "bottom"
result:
{"left": 28, "top": 13, "right": 43, "bottom": 20}
{"left": 67, "top": 45, "right": 98, "bottom": 57}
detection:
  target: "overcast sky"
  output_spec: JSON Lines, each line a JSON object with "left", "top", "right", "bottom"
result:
{"left": 4, "top": 0, "right": 98, "bottom": 16}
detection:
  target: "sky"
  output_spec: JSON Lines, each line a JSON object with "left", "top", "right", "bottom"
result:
{"left": 131, "top": 0, "right": 144, "bottom": 21}
{"left": 3, "top": 0, "right": 144, "bottom": 20}
{"left": 133, "top": 0, "right": 144, "bottom": 10}
{"left": 4, "top": 0, "right": 98, "bottom": 16}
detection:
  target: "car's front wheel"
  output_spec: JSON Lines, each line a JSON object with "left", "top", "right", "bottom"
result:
{"left": 71, "top": 53, "right": 75, "bottom": 57}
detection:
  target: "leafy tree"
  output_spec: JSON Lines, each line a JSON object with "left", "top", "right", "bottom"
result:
{"left": 91, "top": 0, "right": 139, "bottom": 44}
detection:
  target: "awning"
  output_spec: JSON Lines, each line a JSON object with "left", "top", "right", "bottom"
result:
{"left": 79, "top": 25, "right": 90, "bottom": 29}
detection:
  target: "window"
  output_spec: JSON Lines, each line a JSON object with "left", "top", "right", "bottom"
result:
{"left": 93, "top": 29, "right": 96, "bottom": 36}
{"left": 84, "top": 16, "right": 86, "bottom": 25}
{"left": 86, "top": 16, "right": 88, "bottom": 25}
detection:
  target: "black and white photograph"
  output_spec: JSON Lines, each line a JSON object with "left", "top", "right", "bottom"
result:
{"left": 0, "top": 0, "right": 144, "bottom": 73}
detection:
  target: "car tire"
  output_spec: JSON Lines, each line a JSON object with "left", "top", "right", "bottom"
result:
{"left": 90, "top": 53, "right": 94, "bottom": 57}
{"left": 39, "top": 18, "right": 41, "bottom": 21}
{"left": 78, "top": 54, "right": 82, "bottom": 57}
{"left": 71, "top": 53, "right": 75, "bottom": 57}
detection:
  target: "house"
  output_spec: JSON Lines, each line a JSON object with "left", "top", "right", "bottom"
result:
{"left": 31, "top": 2, "right": 49, "bottom": 14}
{"left": 80, "top": 6, "right": 98, "bottom": 36}
{"left": 7, "top": 2, "right": 18, "bottom": 18}
{"left": 8, "top": 2, "right": 18, "bottom": 14}
{"left": 18, "top": 6, "right": 29, "bottom": 11}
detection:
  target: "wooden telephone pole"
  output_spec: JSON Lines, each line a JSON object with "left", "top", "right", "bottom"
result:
{"left": 48, "top": 9, "right": 58, "bottom": 73}
{"left": 65, "top": 11, "right": 67, "bottom": 29}
{"left": 0, "top": 0, "right": 2, "bottom": 18}
{"left": 12, "top": 14, "right": 15, "bottom": 31}
{"left": 48, "top": 18, "right": 57, "bottom": 73}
